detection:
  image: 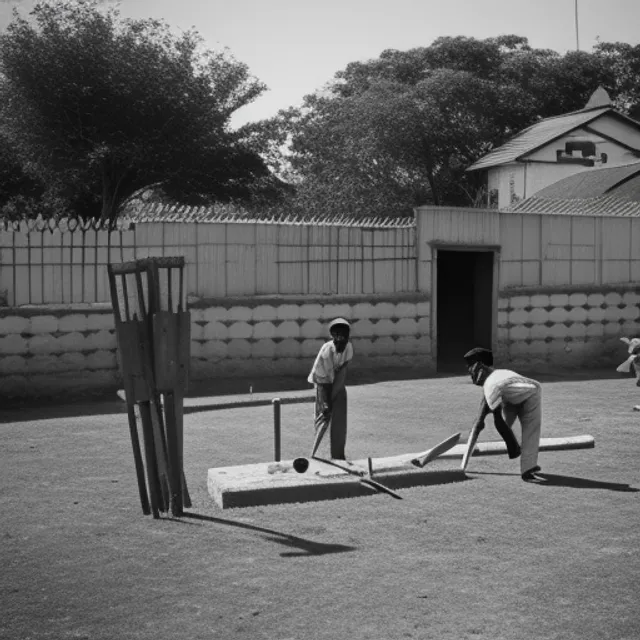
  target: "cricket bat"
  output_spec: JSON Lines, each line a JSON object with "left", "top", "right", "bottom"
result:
{"left": 461, "top": 422, "right": 483, "bottom": 471}
{"left": 312, "top": 456, "right": 403, "bottom": 500}
{"left": 410, "top": 432, "right": 462, "bottom": 468}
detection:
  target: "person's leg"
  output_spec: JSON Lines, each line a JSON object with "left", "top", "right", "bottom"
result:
{"left": 330, "top": 388, "right": 347, "bottom": 459}
{"left": 311, "top": 384, "right": 332, "bottom": 457}
{"left": 518, "top": 389, "right": 542, "bottom": 475}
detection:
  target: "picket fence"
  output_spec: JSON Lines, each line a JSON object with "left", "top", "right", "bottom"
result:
{"left": 0, "top": 209, "right": 417, "bottom": 306}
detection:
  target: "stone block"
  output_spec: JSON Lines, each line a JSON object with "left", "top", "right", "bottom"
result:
{"left": 298, "top": 304, "right": 324, "bottom": 320}
{"left": 528, "top": 308, "right": 549, "bottom": 324}
{"left": 374, "top": 319, "right": 396, "bottom": 337}
{"left": 190, "top": 340, "right": 205, "bottom": 358}
{"left": 510, "top": 295, "right": 531, "bottom": 309}
{"left": 586, "top": 307, "right": 606, "bottom": 322}
{"left": 621, "top": 306, "right": 640, "bottom": 321}
{"left": 604, "top": 292, "right": 623, "bottom": 306}
{"left": 622, "top": 291, "right": 640, "bottom": 305}
{"left": 530, "top": 324, "right": 549, "bottom": 340}
{"left": 86, "top": 330, "right": 117, "bottom": 351}
{"left": 274, "top": 338, "right": 300, "bottom": 358}
{"left": 568, "top": 293, "right": 588, "bottom": 307}
{"left": 585, "top": 323, "right": 604, "bottom": 337}
{"left": 586, "top": 293, "right": 605, "bottom": 307}
{"left": 603, "top": 306, "right": 622, "bottom": 322}
{"left": 604, "top": 321, "right": 622, "bottom": 336}
{"left": 394, "top": 318, "right": 418, "bottom": 336}
{"left": 497, "top": 310, "right": 509, "bottom": 327}
{"left": 276, "top": 304, "right": 300, "bottom": 321}
{"left": 275, "top": 320, "right": 300, "bottom": 339}
{"left": 228, "top": 306, "right": 253, "bottom": 322}
{"left": 548, "top": 307, "right": 570, "bottom": 323}
{"left": 58, "top": 331, "right": 87, "bottom": 352}
{"left": 351, "top": 319, "right": 375, "bottom": 337}
{"left": 416, "top": 301, "right": 431, "bottom": 316}
{"left": 549, "top": 293, "right": 569, "bottom": 307}
{"left": 251, "top": 339, "right": 276, "bottom": 358}
{"left": 228, "top": 321, "right": 253, "bottom": 339}
{"left": 59, "top": 314, "right": 89, "bottom": 333}
{"left": 416, "top": 317, "right": 430, "bottom": 335}
{"left": 203, "top": 321, "right": 229, "bottom": 340}
{"left": 351, "top": 302, "right": 375, "bottom": 320}
{"left": 396, "top": 302, "right": 418, "bottom": 318}
{"left": 251, "top": 305, "right": 277, "bottom": 322}
{"left": 508, "top": 309, "right": 529, "bottom": 325}
{"left": 510, "top": 325, "right": 530, "bottom": 341}
{"left": 529, "top": 294, "right": 549, "bottom": 308}
{"left": 253, "top": 321, "right": 276, "bottom": 340}
{"left": 351, "top": 338, "right": 375, "bottom": 356}
{"left": 373, "top": 336, "right": 396, "bottom": 356}
{"left": 203, "top": 306, "right": 228, "bottom": 323}
{"left": 321, "top": 303, "right": 352, "bottom": 320}
{"left": 29, "top": 315, "right": 59, "bottom": 334}
{"left": 202, "top": 340, "right": 228, "bottom": 359}
{"left": 370, "top": 302, "right": 396, "bottom": 319}
{"left": 567, "top": 323, "right": 587, "bottom": 339}
{"left": 300, "top": 320, "right": 324, "bottom": 339}
{"left": 227, "top": 339, "right": 252, "bottom": 358}
{"left": 548, "top": 323, "right": 569, "bottom": 338}
{"left": 568, "top": 307, "right": 588, "bottom": 323}
{"left": 28, "top": 334, "right": 60, "bottom": 354}
{"left": 0, "top": 316, "right": 29, "bottom": 335}
{"left": 497, "top": 298, "right": 510, "bottom": 310}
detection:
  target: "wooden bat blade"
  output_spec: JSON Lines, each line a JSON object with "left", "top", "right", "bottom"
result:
{"left": 461, "top": 424, "right": 483, "bottom": 471}
{"left": 360, "top": 478, "right": 403, "bottom": 500}
{"left": 410, "top": 432, "right": 462, "bottom": 468}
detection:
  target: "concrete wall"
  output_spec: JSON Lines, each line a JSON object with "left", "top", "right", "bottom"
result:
{"left": 496, "top": 286, "right": 640, "bottom": 369}
{"left": 0, "top": 294, "right": 432, "bottom": 399}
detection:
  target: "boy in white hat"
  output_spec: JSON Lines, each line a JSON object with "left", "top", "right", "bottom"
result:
{"left": 307, "top": 318, "right": 353, "bottom": 459}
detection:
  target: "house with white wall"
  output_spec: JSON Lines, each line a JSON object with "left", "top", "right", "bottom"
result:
{"left": 467, "top": 87, "right": 640, "bottom": 209}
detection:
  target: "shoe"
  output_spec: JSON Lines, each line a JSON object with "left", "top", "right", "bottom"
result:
{"left": 521, "top": 466, "right": 542, "bottom": 482}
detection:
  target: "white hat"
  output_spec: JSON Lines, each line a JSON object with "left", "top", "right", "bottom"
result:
{"left": 328, "top": 317, "right": 350, "bottom": 331}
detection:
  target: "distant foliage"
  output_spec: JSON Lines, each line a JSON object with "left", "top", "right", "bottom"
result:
{"left": 252, "top": 35, "right": 639, "bottom": 216}
{"left": 0, "top": 0, "right": 282, "bottom": 227}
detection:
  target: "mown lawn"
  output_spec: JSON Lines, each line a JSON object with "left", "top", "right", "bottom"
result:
{"left": 1, "top": 373, "right": 639, "bottom": 640}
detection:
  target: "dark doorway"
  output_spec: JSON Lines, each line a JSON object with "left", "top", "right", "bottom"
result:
{"left": 436, "top": 249, "right": 494, "bottom": 373}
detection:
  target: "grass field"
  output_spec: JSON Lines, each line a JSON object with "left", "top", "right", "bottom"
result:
{"left": 2, "top": 372, "right": 639, "bottom": 640}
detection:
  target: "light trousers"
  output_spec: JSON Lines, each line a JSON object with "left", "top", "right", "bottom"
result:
{"left": 501, "top": 386, "right": 542, "bottom": 474}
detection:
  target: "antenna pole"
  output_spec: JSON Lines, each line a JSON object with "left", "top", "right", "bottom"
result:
{"left": 575, "top": 0, "right": 580, "bottom": 51}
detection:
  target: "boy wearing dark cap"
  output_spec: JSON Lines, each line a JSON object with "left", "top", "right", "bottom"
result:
{"left": 463, "top": 347, "right": 543, "bottom": 481}
{"left": 307, "top": 318, "right": 353, "bottom": 459}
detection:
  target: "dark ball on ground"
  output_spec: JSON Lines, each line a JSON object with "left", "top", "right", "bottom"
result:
{"left": 293, "top": 457, "right": 309, "bottom": 473}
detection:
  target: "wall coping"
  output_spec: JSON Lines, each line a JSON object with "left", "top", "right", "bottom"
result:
{"left": 499, "top": 283, "right": 640, "bottom": 297}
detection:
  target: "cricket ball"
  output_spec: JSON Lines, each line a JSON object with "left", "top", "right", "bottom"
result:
{"left": 293, "top": 457, "right": 309, "bottom": 473}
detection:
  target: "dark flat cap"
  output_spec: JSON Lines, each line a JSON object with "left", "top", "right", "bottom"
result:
{"left": 463, "top": 347, "right": 493, "bottom": 367}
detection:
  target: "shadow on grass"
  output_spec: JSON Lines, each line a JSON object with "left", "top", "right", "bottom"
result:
{"left": 472, "top": 471, "right": 638, "bottom": 492}
{"left": 180, "top": 512, "right": 357, "bottom": 557}
{"left": 536, "top": 473, "right": 639, "bottom": 492}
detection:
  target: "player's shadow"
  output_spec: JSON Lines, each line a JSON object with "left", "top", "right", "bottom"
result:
{"left": 180, "top": 512, "right": 357, "bottom": 557}
{"left": 535, "top": 473, "right": 639, "bottom": 492}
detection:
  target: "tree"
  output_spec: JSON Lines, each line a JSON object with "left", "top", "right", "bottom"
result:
{"left": 0, "top": 0, "right": 279, "bottom": 226}
{"left": 260, "top": 35, "right": 636, "bottom": 215}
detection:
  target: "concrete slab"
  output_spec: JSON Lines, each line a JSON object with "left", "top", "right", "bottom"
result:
{"left": 207, "top": 435, "right": 594, "bottom": 509}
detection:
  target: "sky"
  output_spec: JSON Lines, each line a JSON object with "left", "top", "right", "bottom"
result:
{"left": 1, "top": 0, "right": 639, "bottom": 128}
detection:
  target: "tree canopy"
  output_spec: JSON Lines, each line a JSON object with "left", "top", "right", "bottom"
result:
{"left": 0, "top": 0, "right": 281, "bottom": 225}
{"left": 256, "top": 35, "right": 639, "bottom": 217}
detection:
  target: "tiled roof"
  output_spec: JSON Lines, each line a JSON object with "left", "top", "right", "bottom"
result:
{"left": 505, "top": 161, "right": 640, "bottom": 217}
{"left": 123, "top": 203, "right": 416, "bottom": 228}
{"left": 467, "top": 107, "right": 613, "bottom": 171}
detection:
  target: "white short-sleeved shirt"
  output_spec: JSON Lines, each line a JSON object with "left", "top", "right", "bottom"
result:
{"left": 483, "top": 369, "right": 539, "bottom": 411}
{"left": 307, "top": 341, "right": 353, "bottom": 385}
